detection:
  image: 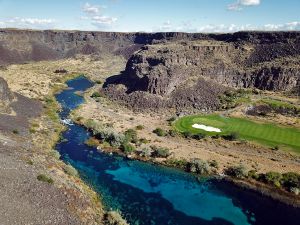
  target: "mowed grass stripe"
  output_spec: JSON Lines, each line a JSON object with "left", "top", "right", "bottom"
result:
{"left": 174, "top": 114, "right": 300, "bottom": 153}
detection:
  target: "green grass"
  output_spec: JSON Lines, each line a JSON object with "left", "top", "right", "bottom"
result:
{"left": 174, "top": 114, "right": 300, "bottom": 152}
{"left": 260, "top": 98, "right": 300, "bottom": 115}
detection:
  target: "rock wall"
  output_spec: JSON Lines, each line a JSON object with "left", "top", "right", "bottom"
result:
{"left": 1, "top": 29, "right": 300, "bottom": 65}
{"left": 122, "top": 38, "right": 300, "bottom": 95}
{"left": 0, "top": 77, "right": 13, "bottom": 103}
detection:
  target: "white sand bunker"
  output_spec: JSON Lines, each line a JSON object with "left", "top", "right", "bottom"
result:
{"left": 192, "top": 124, "right": 221, "bottom": 133}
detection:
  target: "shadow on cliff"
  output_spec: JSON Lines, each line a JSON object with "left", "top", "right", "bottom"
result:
{"left": 103, "top": 71, "right": 148, "bottom": 94}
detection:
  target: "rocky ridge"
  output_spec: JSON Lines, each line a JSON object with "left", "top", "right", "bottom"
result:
{"left": 104, "top": 33, "right": 300, "bottom": 111}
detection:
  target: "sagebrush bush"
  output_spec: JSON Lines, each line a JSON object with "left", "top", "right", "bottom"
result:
{"left": 223, "top": 132, "right": 240, "bottom": 141}
{"left": 189, "top": 159, "right": 210, "bottom": 175}
{"left": 281, "top": 172, "right": 300, "bottom": 189}
{"left": 104, "top": 211, "right": 129, "bottom": 225}
{"left": 153, "top": 128, "right": 167, "bottom": 137}
{"left": 85, "top": 137, "right": 100, "bottom": 147}
{"left": 263, "top": 172, "right": 283, "bottom": 188}
{"left": 49, "top": 150, "right": 61, "bottom": 160}
{"left": 37, "top": 174, "right": 54, "bottom": 184}
{"left": 136, "top": 125, "right": 144, "bottom": 130}
{"left": 63, "top": 164, "right": 79, "bottom": 177}
{"left": 151, "top": 146, "right": 170, "bottom": 158}
{"left": 225, "top": 165, "right": 247, "bottom": 178}
{"left": 91, "top": 91, "right": 101, "bottom": 98}
{"left": 121, "top": 143, "right": 136, "bottom": 153}
{"left": 124, "top": 129, "right": 138, "bottom": 143}
{"left": 139, "top": 147, "right": 152, "bottom": 157}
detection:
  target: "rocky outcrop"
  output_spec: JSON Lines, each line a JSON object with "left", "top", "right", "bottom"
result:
{"left": 1, "top": 29, "right": 300, "bottom": 111}
{"left": 0, "top": 77, "right": 13, "bottom": 103}
{"left": 104, "top": 32, "right": 300, "bottom": 111}
{"left": 123, "top": 40, "right": 300, "bottom": 94}
{"left": 1, "top": 29, "right": 300, "bottom": 65}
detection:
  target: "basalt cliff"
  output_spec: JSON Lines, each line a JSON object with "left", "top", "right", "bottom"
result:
{"left": 104, "top": 32, "right": 300, "bottom": 111}
{"left": 1, "top": 29, "right": 300, "bottom": 111}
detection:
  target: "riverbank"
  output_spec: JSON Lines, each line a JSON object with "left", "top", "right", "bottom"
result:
{"left": 0, "top": 56, "right": 128, "bottom": 224}
{"left": 75, "top": 118, "right": 300, "bottom": 208}
{"left": 71, "top": 85, "right": 300, "bottom": 209}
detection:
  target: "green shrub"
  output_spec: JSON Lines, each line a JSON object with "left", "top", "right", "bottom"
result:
{"left": 12, "top": 129, "right": 19, "bottom": 134}
{"left": 139, "top": 138, "right": 149, "bottom": 144}
{"left": 63, "top": 164, "right": 79, "bottom": 177}
{"left": 209, "top": 160, "right": 219, "bottom": 169}
{"left": 124, "top": 129, "right": 138, "bottom": 143}
{"left": 212, "top": 134, "right": 220, "bottom": 139}
{"left": 223, "top": 132, "right": 240, "bottom": 141}
{"left": 136, "top": 125, "right": 144, "bottom": 130}
{"left": 95, "top": 80, "right": 102, "bottom": 84}
{"left": 85, "top": 137, "right": 100, "bottom": 147}
{"left": 166, "top": 158, "right": 188, "bottom": 169}
{"left": 281, "top": 172, "right": 300, "bottom": 189}
{"left": 264, "top": 172, "right": 283, "bottom": 188}
{"left": 93, "top": 127, "right": 125, "bottom": 147}
{"left": 49, "top": 150, "right": 61, "bottom": 160}
{"left": 188, "top": 159, "right": 210, "bottom": 175}
{"left": 121, "top": 143, "right": 136, "bottom": 153}
{"left": 104, "top": 211, "right": 129, "bottom": 225}
{"left": 192, "top": 133, "right": 206, "bottom": 140}
{"left": 248, "top": 170, "right": 259, "bottom": 179}
{"left": 153, "top": 128, "right": 167, "bottom": 137}
{"left": 139, "top": 147, "right": 152, "bottom": 157}
{"left": 151, "top": 146, "right": 170, "bottom": 158}
{"left": 225, "top": 165, "right": 247, "bottom": 178}
{"left": 91, "top": 91, "right": 101, "bottom": 98}
{"left": 168, "top": 129, "right": 178, "bottom": 137}
{"left": 37, "top": 174, "right": 54, "bottom": 184}
{"left": 29, "top": 128, "right": 36, "bottom": 134}
{"left": 167, "top": 116, "right": 177, "bottom": 125}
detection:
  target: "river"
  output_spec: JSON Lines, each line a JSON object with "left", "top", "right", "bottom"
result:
{"left": 55, "top": 76, "right": 300, "bottom": 225}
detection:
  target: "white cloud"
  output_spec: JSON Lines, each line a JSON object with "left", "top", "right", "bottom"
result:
{"left": 240, "top": 0, "right": 260, "bottom": 6}
{"left": 158, "top": 20, "right": 172, "bottom": 31}
{"left": 228, "top": 0, "right": 261, "bottom": 11}
{"left": 0, "top": 17, "right": 56, "bottom": 29}
{"left": 263, "top": 21, "right": 300, "bottom": 31}
{"left": 81, "top": 2, "right": 117, "bottom": 30}
{"left": 195, "top": 21, "right": 300, "bottom": 33}
{"left": 83, "top": 3, "right": 103, "bottom": 15}
{"left": 92, "top": 16, "right": 117, "bottom": 25}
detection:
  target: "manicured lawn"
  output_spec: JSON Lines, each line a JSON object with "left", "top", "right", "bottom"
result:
{"left": 174, "top": 114, "right": 300, "bottom": 152}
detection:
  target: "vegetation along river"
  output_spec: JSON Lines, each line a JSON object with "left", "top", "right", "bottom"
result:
{"left": 55, "top": 76, "right": 300, "bottom": 225}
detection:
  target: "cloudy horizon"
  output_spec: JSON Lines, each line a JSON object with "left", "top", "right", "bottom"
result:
{"left": 0, "top": 0, "right": 299, "bottom": 33}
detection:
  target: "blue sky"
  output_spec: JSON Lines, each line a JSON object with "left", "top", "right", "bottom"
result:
{"left": 0, "top": 0, "right": 299, "bottom": 32}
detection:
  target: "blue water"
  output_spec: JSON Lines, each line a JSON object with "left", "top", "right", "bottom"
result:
{"left": 55, "top": 76, "right": 300, "bottom": 225}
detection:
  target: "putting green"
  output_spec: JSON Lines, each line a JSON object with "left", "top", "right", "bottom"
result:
{"left": 174, "top": 114, "right": 300, "bottom": 152}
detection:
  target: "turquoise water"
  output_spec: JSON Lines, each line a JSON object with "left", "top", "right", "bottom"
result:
{"left": 55, "top": 76, "right": 300, "bottom": 225}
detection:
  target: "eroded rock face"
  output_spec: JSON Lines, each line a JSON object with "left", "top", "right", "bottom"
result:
{"left": 124, "top": 40, "right": 300, "bottom": 94}
{"left": 104, "top": 32, "right": 300, "bottom": 111}
{"left": 0, "top": 77, "right": 13, "bottom": 103}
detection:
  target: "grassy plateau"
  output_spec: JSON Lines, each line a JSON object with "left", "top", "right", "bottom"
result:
{"left": 174, "top": 114, "right": 300, "bottom": 153}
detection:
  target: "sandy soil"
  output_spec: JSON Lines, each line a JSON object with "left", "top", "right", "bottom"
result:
{"left": 1, "top": 55, "right": 125, "bottom": 99}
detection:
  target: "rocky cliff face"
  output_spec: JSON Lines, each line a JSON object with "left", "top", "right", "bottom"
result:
{"left": 1, "top": 29, "right": 299, "bottom": 111}
{"left": 0, "top": 77, "right": 13, "bottom": 103}
{"left": 104, "top": 32, "right": 300, "bottom": 111}
{"left": 1, "top": 29, "right": 300, "bottom": 65}
{"left": 124, "top": 39, "right": 300, "bottom": 94}
{"left": 0, "top": 29, "right": 210, "bottom": 65}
